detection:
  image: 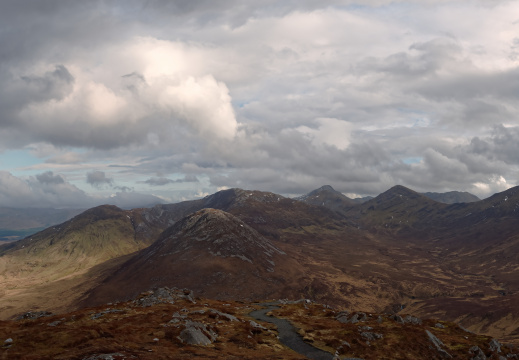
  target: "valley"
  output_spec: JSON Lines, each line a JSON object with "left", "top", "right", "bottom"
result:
{"left": 1, "top": 184, "right": 519, "bottom": 358}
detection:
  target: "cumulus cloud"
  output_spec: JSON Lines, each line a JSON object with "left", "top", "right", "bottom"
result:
{"left": 0, "top": 1, "right": 518, "bottom": 206}
{"left": 0, "top": 170, "right": 163, "bottom": 209}
{"left": 2, "top": 36, "right": 238, "bottom": 151}
{"left": 36, "top": 171, "right": 65, "bottom": 185}
{"left": 0, "top": 171, "right": 92, "bottom": 208}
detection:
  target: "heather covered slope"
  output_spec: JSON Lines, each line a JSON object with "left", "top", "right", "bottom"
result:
{"left": 1, "top": 287, "right": 517, "bottom": 360}
{"left": 339, "top": 185, "right": 519, "bottom": 341}
{"left": 2, "top": 185, "right": 519, "bottom": 345}
{"left": 144, "top": 187, "right": 347, "bottom": 239}
{"left": 83, "top": 209, "right": 308, "bottom": 306}
{"left": 422, "top": 190, "right": 480, "bottom": 204}
{"left": 41, "top": 187, "right": 519, "bottom": 342}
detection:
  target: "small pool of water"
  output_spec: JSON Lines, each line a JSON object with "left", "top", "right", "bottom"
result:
{"left": 249, "top": 302, "right": 334, "bottom": 360}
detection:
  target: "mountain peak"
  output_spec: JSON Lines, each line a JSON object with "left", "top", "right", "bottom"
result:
{"left": 374, "top": 185, "right": 426, "bottom": 202}
{"left": 84, "top": 208, "right": 295, "bottom": 304}
{"left": 202, "top": 188, "right": 286, "bottom": 210}
{"left": 313, "top": 184, "right": 335, "bottom": 192}
{"left": 296, "top": 185, "right": 355, "bottom": 211}
{"left": 156, "top": 208, "right": 285, "bottom": 265}
{"left": 386, "top": 184, "right": 417, "bottom": 194}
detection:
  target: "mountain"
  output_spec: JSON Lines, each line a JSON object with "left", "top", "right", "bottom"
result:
{"left": 144, "top": 187, "right": 347, "bottom": 240}
{"left": 346, "top": 185, "right": 518, "bottom": 239}
{"left": 295, "top": 185, "right": 356, "bottom": 211}
{"left": 83, "top": 208, "right": 307, "bottom": 306}
{"left": 345, "top": 185, "right": 447, "bottom": 235}
{"left": 0, "top": 205, "right": 168, "bottom": 319}
{"left": 2, "top": 184, "right": 519, "bottom": 346}
{"left": 422, "top": 190, "right": 480, "bottom": 204}
{"left": 341, "top": 185, "right": 519, "bottom": 341}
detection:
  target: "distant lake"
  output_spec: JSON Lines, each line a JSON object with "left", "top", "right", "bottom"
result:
{"left": 0, "top": 228, "right": 45, "bottom": 242}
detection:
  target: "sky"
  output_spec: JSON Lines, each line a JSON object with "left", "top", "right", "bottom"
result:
{"left": 0, "top": 0, "right": 518, "bottom": 209}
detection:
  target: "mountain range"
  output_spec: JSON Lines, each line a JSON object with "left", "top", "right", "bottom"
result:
{"left": 0, "top": 184, "right": 518, "bottom": 357}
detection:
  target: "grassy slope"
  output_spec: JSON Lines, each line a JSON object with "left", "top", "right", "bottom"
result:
{"left": 0, "top": 205, "right": 155, "bottom": 319}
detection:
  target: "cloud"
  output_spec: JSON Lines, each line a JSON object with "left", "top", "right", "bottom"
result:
{"left": 106, "top": 191, "right": 163, "bottom": 209}
{"left": 86, "top": 171, "right": 113, "bottom": 188}
{"left": 0, "top": 1, "right": 518, "bottom": 205}
{"left": 36, "top": 171, "right": 65, "bottom": 185}
{"left": 20, "top": 65, "right": 74, "bottom": 104}
{"left": 0, "top": 171, "right": 93, "bottom": 208}
{"left": 0, "top": 170, "right": 164, "bottom": 209}
{"left": 141, "top": 175, "right": 199, "bottom": 186}
{"left": 1, "top": 37, "right": 238, "bottom": 151}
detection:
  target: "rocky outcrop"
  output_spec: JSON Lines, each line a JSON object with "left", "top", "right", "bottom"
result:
{"left": 403, "top": 315, "right": 422, "bottom": 325}
{"left": 132, "top": 287, "right": 192, "bottom": 307}
{"left": 16, "top": 311, "right": 53, "bottom": 320}
{"left": 426, "top": 330, "right": 452, "bottom": 358}
{"left": 391, "top": 314, "right": 404, "bottom": 324}
{"left": 210, "top": 309, "right": 238, "bottom": 322}
{"left": 2, "top": 338, "right": 13, "bottom": 349}
{"left": 469, "top": 345, "right": 486, "bottom": 360}
{"left": 338, "top": 312, "right": 367, "bottom": 324}
{"left": 83, "top": 353, "right": 135, "bottom": 360}
{"left": 490, "top": 339, "right": 502, "bottom": 353}
{"left": 177, "top": 320, "right": 218, "bottom": 346}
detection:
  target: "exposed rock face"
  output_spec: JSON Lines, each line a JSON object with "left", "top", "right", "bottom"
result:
{"left": 360, "top": 331, "right": 383, "bottom": 341}
{"left": 426, "top": 330, "right": 452, "bottom": 358}
{"left": 403, "top": 315, "right": 422, "bottom": 325}
{"left": 178, "top": 321, "right": 217, "bottom": 346}
{"left": 210, "top": 309, "right": 238, "bottom": 322}
{"left": 490, "top": 339, "right": 502, "bottom": 353}
{"left": 16, "top": 311, "right": 53, "bottom": 320}
{"left": 469, "top": 345, "right": 487, "bottom": 360}
{"left": 131, "top": 287, "right": 193, "bottom": 307}
{"left": 2, "top": 338, "right": 13, "bottom": 348}
{"left": 336, "top": 311, "right": 350, "bottom": 323}
{"left": 339, "top": 312, "right": 367, "bottom": 324}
